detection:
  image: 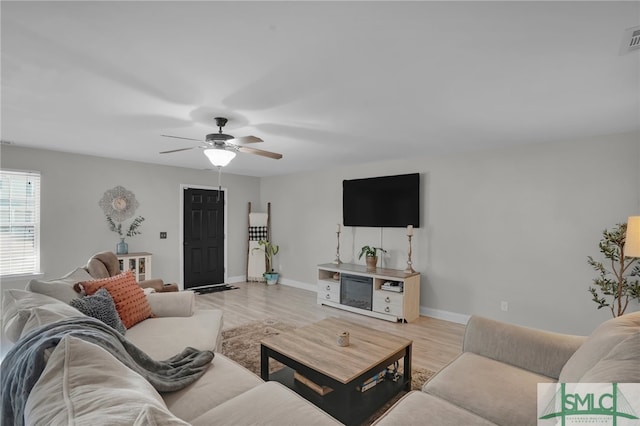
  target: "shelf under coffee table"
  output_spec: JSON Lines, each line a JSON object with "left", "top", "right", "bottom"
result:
{"left": 260, "top": 317, "right": 413, "bottom": 426}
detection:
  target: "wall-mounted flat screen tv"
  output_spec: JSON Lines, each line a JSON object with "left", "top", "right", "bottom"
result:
{"left": 343, "top": 173, "right": 420, "bottom": 228}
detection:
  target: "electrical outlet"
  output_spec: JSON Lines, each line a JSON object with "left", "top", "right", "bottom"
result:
{"left": 160, "top": 232, "right": 167, "bottom": 239}
{"left": 501, "top": 301, "right": 508, "bottom": 312}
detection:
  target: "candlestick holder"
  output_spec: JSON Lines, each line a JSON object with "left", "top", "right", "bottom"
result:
{"left": 334, "top": 231, "right": 342, "bottom": 264}
{"left": 404, "top": 234, "right": 415, "bottom": 273}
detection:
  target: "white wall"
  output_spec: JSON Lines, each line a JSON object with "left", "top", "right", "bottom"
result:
{"left": 2, "top": 132, "right": 639, "bottom": 335}
{"left": 261, "top": 132, "right": 640, "bottom": 335}
{"left": 0, "top": 146, "right": 261, "bottom": 289}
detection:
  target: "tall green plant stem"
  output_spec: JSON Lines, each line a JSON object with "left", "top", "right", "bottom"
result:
{"left": 252, "top": 240, "right": 279, "bottom": 272}
{"left": 587, "top": 223, "right": 640, "bottom": 317}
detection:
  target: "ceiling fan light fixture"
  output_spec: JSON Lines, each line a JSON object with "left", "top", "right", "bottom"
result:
{"left": 204, "top": 148, "right": 236, "bottom": 167}
{"left": 160, "top": 116, "right": 282, "bottom": 162}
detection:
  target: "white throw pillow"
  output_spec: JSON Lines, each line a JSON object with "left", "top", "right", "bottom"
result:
{"left": 146, "top": 291, "right": 195, "bottom": 317}
{"left": 1, "top": 289, "right": 82, "bottom": 343}
{"left": 24, "top": 335, "right": 189, "bottom": 425}
{"left": 25, "top": 267, "right": 92, "bottom": 304}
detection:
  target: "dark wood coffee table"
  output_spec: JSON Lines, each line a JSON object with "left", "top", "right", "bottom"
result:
{"left": 260, "top": 317, "right": 412, "bottom": 426}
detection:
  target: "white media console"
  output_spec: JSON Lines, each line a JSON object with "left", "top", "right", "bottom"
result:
{"left": 316, "top": 263, "right": 420, "bottom": 323}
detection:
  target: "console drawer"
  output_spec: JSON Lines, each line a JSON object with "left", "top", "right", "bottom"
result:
{"left": 317, "top": 280, "right": 340, "bottom": 303}
{"left": 373, "top": 291, "right": 403, "bottom": 316}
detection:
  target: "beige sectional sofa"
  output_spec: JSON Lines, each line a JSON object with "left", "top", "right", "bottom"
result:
{"left": 374, "top": 312, "right": 640, "bottom": 426}
{"left": 1, "top": 267, "right": 341, "bottom": 426}
{"left": 5, "top": 260, "right": 639, "bottom": 426}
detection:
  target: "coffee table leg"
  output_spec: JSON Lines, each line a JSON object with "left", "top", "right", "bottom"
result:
{"left": 403, "top": 345, "right": 412, "bottom": 391}
{"left": 260, "top": 344, "right": 269, "bottom": 381}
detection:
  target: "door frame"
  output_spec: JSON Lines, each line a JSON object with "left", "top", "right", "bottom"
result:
{"left": 178, "top": 184, "right": 229, "bottom": 290}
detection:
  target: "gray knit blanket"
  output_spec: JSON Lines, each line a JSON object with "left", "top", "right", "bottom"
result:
{"left": 1, "top": 316, "right": 215, "bottom": 426}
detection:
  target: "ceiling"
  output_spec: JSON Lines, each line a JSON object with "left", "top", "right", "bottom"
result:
{"left": 1, "top": 1, "right": 639, "bottom": 177}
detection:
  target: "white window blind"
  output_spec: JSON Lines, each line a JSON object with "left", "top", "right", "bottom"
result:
{"left": 0, "top": 170, "right": 41, "bottom": 276}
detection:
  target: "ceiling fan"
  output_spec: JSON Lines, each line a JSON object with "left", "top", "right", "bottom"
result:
{"left": 160, "top": 117, "right": 282, "bottom": 166}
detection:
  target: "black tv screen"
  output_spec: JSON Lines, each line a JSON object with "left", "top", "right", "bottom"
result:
{"left": 343, "top": 173, "right": 420, "bottom": 228}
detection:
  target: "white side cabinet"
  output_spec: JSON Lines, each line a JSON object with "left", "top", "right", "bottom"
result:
{"left": 317, "top": 263, "right": 420, "bottom": 323}
{"left": 116, "top": 252, "right": 152, "bottom": 282}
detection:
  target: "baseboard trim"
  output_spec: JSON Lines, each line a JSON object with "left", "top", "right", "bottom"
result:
{"left": 420, "top": 307, "right": 470, "bottom": 325}
{"left": 227, "top": 275, "right": 316, "bottom": 292}
{"left": 279, "top": 278, "right": 316, "bottom": 292}
{"left": 227, "top": 275, "right": 247, "bottom": 284}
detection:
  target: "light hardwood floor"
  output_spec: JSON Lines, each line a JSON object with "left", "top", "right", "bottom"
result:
{"left": 195, "top": 282, "right": 465, "bottom": 373}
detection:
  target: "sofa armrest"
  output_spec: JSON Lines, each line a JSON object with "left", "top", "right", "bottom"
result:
{"left": 462, "top": 315, "right": 586, "bottom": 379}
{"left": 146, "top": 291, "right": 195, "bottom": 317}
{"left": 139, "top": 278, "right": 165, "bottom": 292}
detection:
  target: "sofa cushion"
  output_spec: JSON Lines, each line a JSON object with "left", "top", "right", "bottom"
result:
{"left": 133, "top": 405, "right": 190, "bottom": 426}
{"left": 163, "top": 353, "right": 264, "bottom": 422}
{"left": 579, "top": 330, "right": 640, "bottom": 383}
{"left": 24, "top": 335, "right": 188, "bottom": 425}
{"left": 70, "top": 288, "right": 126, "bottom": 334}
{"left": 126, "top": 309, "right": 224, "bottom": 360}
{"left": 79, "top": 270, "right": 153, "bottom": 328}
{"left": 372, "top": 391, "right": 497, "bottom": 426}
{"left": 25, "top": 267, "right": 92, "bottom": 304}
{"left": 1, "top": 289, "right": 83, "bottom": 343}
{"left": 423, "top": 352, "right": 554, "bottom": 426}
{"left": 189, "top": 381, "right": 342, "bottom": 426}
{"left": 462, "top": 315, "right": 585, "bottom": 379}
{"left": 559, "top": 311, "right": 640, "bottom": 382}
{"left": 20, "top": 305, "right": 85, "bottom": 340}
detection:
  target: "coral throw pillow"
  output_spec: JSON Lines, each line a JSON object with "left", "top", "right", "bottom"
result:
{"left": 79, "top": 271, "right": 152, "bottom": 328}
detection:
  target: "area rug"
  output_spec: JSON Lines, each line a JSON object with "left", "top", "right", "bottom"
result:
{"left": 193, "top": 284, "right": 238, "bottom": 295}
{"left": 221, "top": 318, "right": 297, "bottom": 374}
{"left": 220, "top": 318, "right": 435, "bottom": 425}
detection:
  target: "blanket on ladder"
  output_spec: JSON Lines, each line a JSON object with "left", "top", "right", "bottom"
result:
{"left": 1, "top": 316, "right": 214, "bottom": 426}
{"left": 248, "top": 212, "right": 269, "bottom": 281}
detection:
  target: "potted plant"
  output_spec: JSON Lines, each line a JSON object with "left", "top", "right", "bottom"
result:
{"left": 358, "top": 245, "right": 387, "bottom": 269}
{"left": 253, "top": 240, "right": 280, "bottom": 285}
{"left": 587, "top": 222, "right": 640, "bottom": 317}
{"left": 106, "top": 215, "right": 145, "bottom": 254}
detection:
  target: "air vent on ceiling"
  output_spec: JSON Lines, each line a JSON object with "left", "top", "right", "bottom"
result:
{"left": 621, "top": 25, "right": 640, "bottom": 55}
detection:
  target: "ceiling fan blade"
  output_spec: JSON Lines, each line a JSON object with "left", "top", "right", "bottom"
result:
{"left": 159, "top": 147, "right": 197, "bottom": 154}
{"left": 161, "top": 134, "right": 203, "bottom": 142}
{"left": 232, "top": 135, "right": 263, "bottom": 144}
{"left": 237, "top": 146, "right": 283, "bottom": 160}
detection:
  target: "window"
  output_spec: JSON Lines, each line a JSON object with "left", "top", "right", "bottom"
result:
{"left": 0, "top": 170, "right": 41, "bottom": 276}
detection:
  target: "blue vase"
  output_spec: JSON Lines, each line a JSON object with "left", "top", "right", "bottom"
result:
{"left": 116, "top": 238, "right": 128, "bottom": 254}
